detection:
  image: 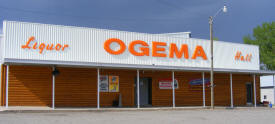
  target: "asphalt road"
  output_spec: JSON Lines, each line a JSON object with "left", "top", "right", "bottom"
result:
{"left": 0, "top": 108, "right": 274, "bottom": 124}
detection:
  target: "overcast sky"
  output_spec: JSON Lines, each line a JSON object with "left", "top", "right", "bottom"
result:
{"left": 0, "top": 0, "right": 274, "bottom": 43}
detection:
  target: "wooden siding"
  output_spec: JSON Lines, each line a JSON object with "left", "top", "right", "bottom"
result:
{"left": 232, "top": 74, "right": 261, "bottom": 106}
{"left": 175, "top": 72, "right": 208, "bottom": 106}
{"left": 7, "top": 65, "right": 52, "bottom": 106}
{"left": 55, "top": 67, "right": 97, "bottom": 107}
{"left": 0, "top": 65, "right": 260, "bottom": 107}
{"left": 55, "top": 68, "right": 136, "bottom": 107}
{"left": 100, "top": 69, "right": 136, "bottom": 107}
{"left": 140, "top": 71, "right": 260, "bottom": 107}
{"left": 0, "top": 65, "right": 7, "bottom": 106}
{"left": 139, "top": 70, "right": 172, "bottom": 106}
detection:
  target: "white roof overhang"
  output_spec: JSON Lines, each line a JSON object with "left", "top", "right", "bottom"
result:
{"left": 3, "top": 58, "right": 275, "bottom": 75}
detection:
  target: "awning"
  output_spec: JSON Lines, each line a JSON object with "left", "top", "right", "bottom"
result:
{"left": 4, "top": 58, "right": 275, "bottom": 75}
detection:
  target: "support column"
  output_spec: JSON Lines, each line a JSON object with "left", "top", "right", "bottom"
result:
{"left": 273, "top": 74, "right": 275, "bottom": 105}
{"left": 230, "top": 73, "right": 233, "bottom": 108}
{"left": 202, "top": 72, "right": 205, "bottom": 107}
{"left": 253, "top": 74, "right": 256, "bottom": 108}
{"left": 172, "top": 71, "right": 175, "bottom": 108}
{"left": 0, "top": 65, "right": 1, "bottom": 101}
{"left": 137, "top": 70, "right": 140, "bottom": 108}
{"left": 52, "top": 67, "right": 55, "bottom": 109}
{"left": 97, "top": 68, "right": 100, "bottom": 109}
{"left": 5, "top": 65, "right": 9, "bottom": 108}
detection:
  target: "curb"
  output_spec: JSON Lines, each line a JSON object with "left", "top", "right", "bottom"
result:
{"left": 0, "top": 106, "right": 273, "bottom": 113}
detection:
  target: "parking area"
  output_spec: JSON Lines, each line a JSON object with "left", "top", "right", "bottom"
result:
{"left": 0, "top": 108, "right": 275, "bottom": 124}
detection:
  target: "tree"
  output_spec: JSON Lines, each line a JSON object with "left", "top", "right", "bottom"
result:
{"left": 243, "top": 22, "right": 275, "bottom": 70}
{"left": 213, "top": 37, "right": 219, "bottom": 41}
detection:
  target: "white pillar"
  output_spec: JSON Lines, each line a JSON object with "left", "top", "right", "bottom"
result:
{"left": 5, "top": 65, "right": 9, "bottom": 108}
{"left": 137, "top": 70, "right": 140, "bottom": 108}
{"left": 202, "top": 72, "right": 205, "bottom": 107}
{"left": 253, "top": 74, "right": 256, "bottom": 108}
{"left": 273, "top": 74, "right": 275, "bottom": 105}
{"left": 172, "top": 71, "right": 175, "bottom": 108}
{"left": 0, "top": 65, "right": 2, "bottom": 100}
{"left": 52, "top": 67, "right": 55, "bottom": 109}
{"left": 97, "top": 68, "right": 100, "bottom": 109}
{"left": 230, "top": 73, "right": 233, "bottom": 108}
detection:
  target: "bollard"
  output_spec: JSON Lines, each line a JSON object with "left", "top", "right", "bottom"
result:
{"left": 269, "top": 103, "right": 273, "bottom": 108}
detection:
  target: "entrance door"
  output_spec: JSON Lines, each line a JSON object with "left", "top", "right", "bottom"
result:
{"left": 246, "top": 83, "right": 253, "bottom": 104}
{"left": 134, "top": 77, "right": 152, "bottom": 107}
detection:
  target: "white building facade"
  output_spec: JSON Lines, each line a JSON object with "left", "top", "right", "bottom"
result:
{"left": 260, "top": 75, "right": 275, "bottom": 104}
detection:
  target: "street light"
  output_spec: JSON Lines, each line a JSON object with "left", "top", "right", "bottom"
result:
{"left": 209, "top": 5, "right": 227, "bottom": 109}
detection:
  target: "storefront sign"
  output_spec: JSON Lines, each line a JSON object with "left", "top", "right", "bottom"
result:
{"left": 159, "top": 79, "right": 178, "bottom": 89}
{"left": 22, "top": 36, "right": 69, "bottom": 54}
{"left": 3, "top": 21, "right": 260, "bottom": 70}
{"left": 189, "top": 78, "right": 210, "bottom": 86}
{"left": 99, "top": 75, "right": 109, "bottom": 92}
{"left": 109, "top": 76, "right": 119, "bottom": 92}
{"left": 104, "top": 38, "right": 207, "bottom": 60}
{"left": 235, "top": 51, "right": 252, "bottom": 62}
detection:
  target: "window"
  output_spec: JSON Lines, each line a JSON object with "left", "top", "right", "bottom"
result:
{"left": 264, "top": 95, "right": 267, "bottom": 99}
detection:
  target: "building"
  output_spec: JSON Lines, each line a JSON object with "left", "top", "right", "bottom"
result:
{"left": 0, "top": 21, "right": 274, "bottom": 109}
{"left": 260, "top": 76, "right": 275, "bottom": 104}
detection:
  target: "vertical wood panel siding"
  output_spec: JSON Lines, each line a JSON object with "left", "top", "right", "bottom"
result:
{"left": 100, "top": 69, "right": 136, "bottom": 107}
{"left": 140, "top": 71, "right": 260, "bottom": 107}
{"left": 55, "top": 68, "right": 136, "bottom": 107}
{"left": 175, "top": 72, "right": 208, "bottom": 106}
{"left": 1, "top": 65, "right": 7, "bottom": 106}
{"left": 139, "top": 70, "right": 172, "bottom": 107}
{"left": 0, "top": 65, "right": 261, "bottom": 107}
{"left": 8, "top": 65, "right": 52, "bottom": 106}
{"left": 231, "top": 74, "right": 261, "bottom": 106}
{"left": 55, "top": 67, "right": 97, "bottom": 107}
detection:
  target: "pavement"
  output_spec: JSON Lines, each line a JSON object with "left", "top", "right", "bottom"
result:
{"left": 0, "top": 107, "right": 275, "bottom": 124}
{"left": 0, "top": 106, "right": 206, "bottom": 112}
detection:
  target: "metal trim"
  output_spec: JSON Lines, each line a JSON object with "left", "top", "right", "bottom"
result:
{"left": 3, "top": 58, "right": 275, "bottom": 74}
{"left": 5, "top": 65, "right": 9, "bottom": 108}
{"left": 230, "top": 73, "right": 233, "bottom": 108}
{"left": 52, "top": 67, "right": 55, "bottom": 109}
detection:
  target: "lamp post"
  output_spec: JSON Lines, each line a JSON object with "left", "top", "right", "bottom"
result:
{"left": 209, "top": 5, "right": 227, "bottom": 109}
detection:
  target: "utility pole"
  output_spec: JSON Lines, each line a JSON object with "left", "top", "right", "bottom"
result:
{"left": 208, "top": 5, "right": 227, "bottom": 109}
{"left": 209, "top": 16, "right": 214, "bottom": 109}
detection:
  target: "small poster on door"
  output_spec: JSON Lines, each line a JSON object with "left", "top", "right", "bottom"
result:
{"left": 109, "top": 76, "right": 119, "bottom": 92}
{"left": 159, "top": 78, "right": 178, "bottom": 89}
{"left": 100, "top": 75, "right": 109, "bottom": 92}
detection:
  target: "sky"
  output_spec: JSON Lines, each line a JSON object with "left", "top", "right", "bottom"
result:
{"left": 0, "top": 0, "right": 274, "bottom": 43}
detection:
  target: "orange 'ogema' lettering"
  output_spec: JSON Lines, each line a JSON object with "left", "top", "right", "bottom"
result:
{"left": 169, "top": 43, "right": 189, "bottom": 59}
{"left": 191, "top": 45, "right": 207, "bottom": 60}
{"left": 104, "top": 38, "right": 126, "bottom": 55}
{"left": 152, "top": 41, "right": 167, "bottom": 57}
{"left": 104, "top": 38, "right": 208, "bottom": 60}
{"left": 129, "top": 40, "right": 149, "bottom": 56}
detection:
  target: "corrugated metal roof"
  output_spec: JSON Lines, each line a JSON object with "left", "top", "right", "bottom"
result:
{"left": 3, "top": 21, "right": 261, "bottom": 70}
{"left": 2, "top": 21, "right": 271, "bottom": 75}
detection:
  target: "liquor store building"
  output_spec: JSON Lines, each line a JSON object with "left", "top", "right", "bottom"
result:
{"left": 0, "top": 21, "right": 274, "bottom": 109}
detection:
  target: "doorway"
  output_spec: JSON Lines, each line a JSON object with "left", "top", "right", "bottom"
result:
{"left": 246, "top": 83, "right": 253, "bottom": 105}
{"left": 134, "top": 77, "right": 152, "bottom": 107}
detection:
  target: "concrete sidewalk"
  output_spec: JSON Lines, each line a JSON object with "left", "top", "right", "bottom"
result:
{"left": 0, "top": 106, "right": 272, "bottom": 113}
{"left": 1, "top": 107, "right": 275, "bottom": 124}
